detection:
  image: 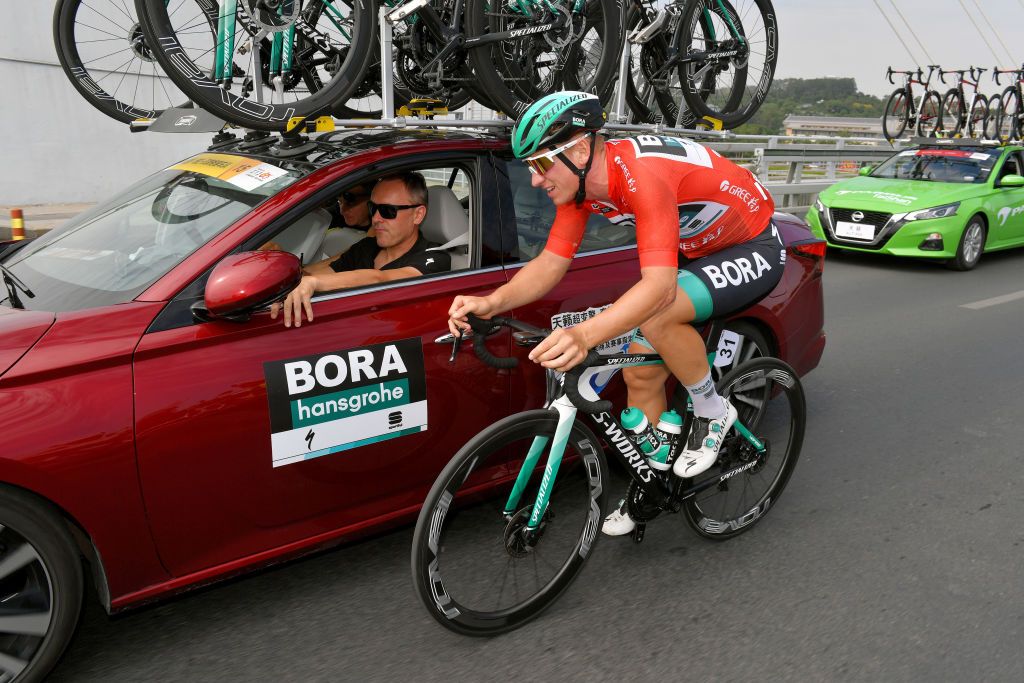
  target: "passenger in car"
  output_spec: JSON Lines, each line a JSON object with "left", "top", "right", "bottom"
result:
{"left": 261, "top": 181, "right": 376, "bottom": 262}
{"left": 272, "top": 171, "right": 451, "bottom": 327}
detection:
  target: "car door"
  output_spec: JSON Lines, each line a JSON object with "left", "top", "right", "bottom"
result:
{"left": 990, "top": 150, "right": 1024, "bottom": 247}
{"left": 132, "top": 154, "right": 511, "bottom": 577}
{"left": 493, "top": 155, "right": 640, "bottom": 412}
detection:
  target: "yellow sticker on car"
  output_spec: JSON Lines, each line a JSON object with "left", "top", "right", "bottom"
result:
{"left": 170, "top": 153, "right": 290, "bottom": 191}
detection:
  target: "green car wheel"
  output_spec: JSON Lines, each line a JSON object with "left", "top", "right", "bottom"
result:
{"left": 947, "top": 216, "right": 986, "bottom": 271}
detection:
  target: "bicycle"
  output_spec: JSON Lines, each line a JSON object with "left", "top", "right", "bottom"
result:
{"left": 992, "top": 64, "right": 1024, "bottom": 142}
{"left": 411, "top": 313, "right": 806, "bottom": 635}
{"left": 882, "top": 65, "right": 942, "bottom": 140}
{"left": 53, "top": 0, "right": 201, "bottom": 124}
{"left": 938, "top": 67, "right": 989, "bottom": 139}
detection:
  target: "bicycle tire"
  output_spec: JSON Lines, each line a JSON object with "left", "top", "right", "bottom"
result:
{"left": 54, "top": 0, "right": 198, "bottom": 123}
{"left": 644, "top": 10, "right": 707, "bottom": 128}
{"left": 136, "top": 0, "right": 376, "bottom": 131}
{"left": 939, "top": 88, "right": 965, "bottom": 137}
{"left": 882, "top": 88, "right": 909, "bottom": 140}
{"left": 677, "top": 357, "right": 805, "bottom": 541}
{"left": 967, "top": 94, "right": 988, "bottom": 139}
{"left": 999, "top": 86, "right": 1021, "bottom": 142}
{"left": 675, "top": 0, "right": 777, "bottom": 129}
{"left": 916, "top": 90, "right": 942, "bottom": 137}
{"left": 411, "top": 409, "right": 608, "bottom": 636}
{"left": 985, "top": 93, "right": 1002, "bottom": 140}
{"left": 464, "top": 0, "right": 621, "bottom": 118}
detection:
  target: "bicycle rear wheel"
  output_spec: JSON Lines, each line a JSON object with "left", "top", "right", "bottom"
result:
{"left": 674, "top": 0, "right": 777, "bottom": 128}
{"left": 675, "top": 357, "right": 805, "bottom": 540}
{"left": 54, "top": 0, "right": 197, "bottom": 123}
{"left": 916, "top": 90, "right": 941, "bottom": 137}
{"left": 136, "top": 0, "right": 376, "bottom": 131}
{"left": 940, "top": 88, "right": 964, "bottom": 137}
{"left": 882, "top": 88, "right": 909, "bottom": 140}
{"left": 985, "top": 93, "right": 1002, "bottom": 140}
{"left": 411, "top": 409, "right": 608, "bottom": 636}
{"left": 464, "top": 0, "right": 620, "bottom": 117}
{"left": 998, "top": 87, "right": 1020, "bottom": 142}
{"left": 967, "top": 94, "right": 988, "bottom": 139}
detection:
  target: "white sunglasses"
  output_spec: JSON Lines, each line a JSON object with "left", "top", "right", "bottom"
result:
{"left": 524, "top": 134, "right": 591, "bottom": 175}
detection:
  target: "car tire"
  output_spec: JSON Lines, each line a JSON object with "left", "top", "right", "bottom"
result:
{"left": 947, "top": 216, "right": 986, "bottom": 271}
{"left": 0, "top": 486, "right": 84, "bottom": 683}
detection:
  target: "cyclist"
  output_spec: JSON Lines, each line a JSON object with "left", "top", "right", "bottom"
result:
{"left": 447, "top": 91, "right": 784, "bottom": 536}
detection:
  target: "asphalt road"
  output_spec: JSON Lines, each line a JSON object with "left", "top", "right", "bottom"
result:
{"left": 50, "top": 247, "right": 1024, "bottom": 682}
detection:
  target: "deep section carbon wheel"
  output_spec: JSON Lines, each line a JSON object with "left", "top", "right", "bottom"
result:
{"left": 136, "top": 0, "right": 376, "bottom": 131}
{"left": 54, "top": 0, "right": 197, "bottom": 123}
{"left": 677, "top": 357, "right": 805, "bottom": 540}
{"left": 411, "top": 409, "right": 607, "bottom": 636}
{"left": 675, "top": 0, "right": 777, "bottom": 128}
{"left": 882, "top": 88, "right": 909, "bottom": 140}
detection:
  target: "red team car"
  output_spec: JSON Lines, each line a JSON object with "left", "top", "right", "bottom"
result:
{"left": 0, "top": 130, "right": 825, "bottom": 682}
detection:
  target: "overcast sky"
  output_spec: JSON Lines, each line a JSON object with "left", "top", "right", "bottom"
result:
{"left": 777, "top": 0, "right": 1024, "bottom": 97}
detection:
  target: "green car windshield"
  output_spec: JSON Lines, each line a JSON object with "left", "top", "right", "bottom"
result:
{"left": 870, "top": 149, "right": 998, "bottom": 184}
{"left": 0, "top": 153, "right": 310, "bottom": 313}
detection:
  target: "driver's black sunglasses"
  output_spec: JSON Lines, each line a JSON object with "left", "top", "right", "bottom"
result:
{"left": 368, "top": 201, "right": 423, "bottom": 220}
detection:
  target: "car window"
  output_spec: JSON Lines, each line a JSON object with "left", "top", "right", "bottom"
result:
{"left": 999, "top": 152, "right": 1022, "bottom": 179}
{"left": 506, "top": 160, "right": 635, "bottom": 262}
{"left": 0, "top": 153, "right": 307, "bottom": 312}
{"left": 871, "top": 148, "right": 996, "bottom": 184}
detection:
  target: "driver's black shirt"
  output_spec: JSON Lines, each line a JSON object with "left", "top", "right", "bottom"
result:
{"left": 329, "top": 234, "right": 450, "bottom": 274}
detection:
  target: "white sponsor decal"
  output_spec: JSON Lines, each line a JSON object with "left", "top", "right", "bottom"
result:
{"left": 227, "top": 162, "right": 289, "bottom": 191}
{"left": 833, "top": 190, "right": 918, "bottom": 206}
{"left": 614, "top": 155, "right": 637, "bottom": 192}
{"left": 701, "top": 252, "right": 773, "bottom": 289}
{"left": 719, "top": 179, "right": 761, "bottom": 213}
{"left": 175, "top": 115, "right": 198, "bottom": 127}
{"left": 997, "top": 204, "right": 1024, "bottom": 225}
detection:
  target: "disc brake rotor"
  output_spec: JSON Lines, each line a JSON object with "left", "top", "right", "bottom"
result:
{"left": 241, "top": 0, "right": 301, "bottom": 33}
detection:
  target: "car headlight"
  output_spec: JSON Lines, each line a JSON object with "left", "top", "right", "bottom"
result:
{"left": 903, "top": 202, "right": 960, "bottom": 221}
{"left": 814, "top": 197, "right": 825, "bottom": 213}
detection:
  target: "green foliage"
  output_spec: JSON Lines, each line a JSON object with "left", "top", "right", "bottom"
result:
{"left": 734, "top": 78, "right": 886, "bottom": 135}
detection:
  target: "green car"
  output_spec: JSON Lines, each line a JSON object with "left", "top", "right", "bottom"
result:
{"left": 807, "top": 143, "right": 1024, "bottom": 270}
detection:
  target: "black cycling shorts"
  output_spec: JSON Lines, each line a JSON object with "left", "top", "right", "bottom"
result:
{"left": 633, "top": 221, "right": 785, "bottom": 349}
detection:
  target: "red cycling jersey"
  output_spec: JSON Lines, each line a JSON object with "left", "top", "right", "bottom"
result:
{"left": 543, "top": 135, "right": 775, "bottom": 266}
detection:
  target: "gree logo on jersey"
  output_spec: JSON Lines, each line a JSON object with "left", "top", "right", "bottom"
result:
{"left": 613, "top": 156, "right": 637, "bottom": 192}
{"left": 702, "top": 253, "right": 774, "bottom": 289}
{"left": 718, "top": 180, "right": 760, "bottom": 213}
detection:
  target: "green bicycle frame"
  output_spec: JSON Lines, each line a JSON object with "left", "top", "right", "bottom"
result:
{"left": 215, "top": 0, "right": 238, "bottom": 83}
{"left": 703, "top": 0, "right": 745, "bottom": 47}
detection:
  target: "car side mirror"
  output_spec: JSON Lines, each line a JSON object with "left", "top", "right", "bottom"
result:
{"left": 194, "top": 251, "right": 302, "bottom": 322}
{"left": 858, "top": 165, "right": 873, "bottom": 176}
{"left": 999, "top": 173, "right": 1024, "bottom": 188}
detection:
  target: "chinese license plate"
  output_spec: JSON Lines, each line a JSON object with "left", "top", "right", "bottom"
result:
{"left": 835, "top": 220, "right": 875, "bottom": 240}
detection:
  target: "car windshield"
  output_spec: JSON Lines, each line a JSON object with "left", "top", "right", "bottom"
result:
{"left": 870, "top": 148, "right": 997, "bottom": 184}
{"left": 0, "top": 153, "right": 307, "bottom": 312}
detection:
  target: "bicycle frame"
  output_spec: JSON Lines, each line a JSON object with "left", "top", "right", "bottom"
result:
{"left": 503, "top": 348, "right": 766, "bottom": 534}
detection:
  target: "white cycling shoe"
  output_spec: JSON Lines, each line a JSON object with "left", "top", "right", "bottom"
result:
{"left": 601, "top": 500, "right": 636, "bottom": 536}
{"left": 673, "top": 397, "right": 738, "bottom": 478}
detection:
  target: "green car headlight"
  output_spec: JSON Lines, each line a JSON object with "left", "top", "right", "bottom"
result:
{"left": 904, "top": 202, "right": 960, "bottom": 221}
{"left": 814, "top": 197, "right": 825, "bottom": 213}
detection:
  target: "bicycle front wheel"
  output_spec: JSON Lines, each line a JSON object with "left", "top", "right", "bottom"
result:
{"left": 985, "top": 93, "right": 1002, "bottom": 140}
{"left": 999, "top": 87, "right": 1020, "bottom": 142}
{"left": 940, "top": 88, "right": 964, "bottom": 137}
{"left": 967, "top": 94, "right": 988, "bottom": 139}
{"left": 677, "top": 357, "right": 805, "bottom": 541}
{"left": 675, "top": 0, "right": 778, "bottom": 128}
{"left": 464, "top": 0, "right": 620, "bottom": 117}
{"left": 916, "top": 90, "right": 942, "bottom": 137}
{"left": 882, "top": 88, "right": 909, "bottom": 140}
{"left": 136, "top": 0, "right": 376, "bottom": 131}
{"left": 411, "top": 409, "right": 608, "bottom": 636}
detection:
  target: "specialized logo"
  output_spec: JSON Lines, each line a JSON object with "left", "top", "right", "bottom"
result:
{"left": 614, "top": 156, "right": 637, "bottom": 192}
{"left": 264, "top": 338, "right": 428, "bottom": 467}
{"left": 702, "top": 253, "right": 774, "bottom": 289}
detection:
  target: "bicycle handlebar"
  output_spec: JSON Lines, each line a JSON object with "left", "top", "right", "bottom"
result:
{"left": 463, "top": 314, "right": 612, "bottom": 414}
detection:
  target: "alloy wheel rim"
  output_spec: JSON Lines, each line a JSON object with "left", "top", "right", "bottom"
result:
{"left": 0, "top": 524, "right": 54, "bottom": 680}
{"left": 964, "top": 224, "right": 983, "bottom": 264}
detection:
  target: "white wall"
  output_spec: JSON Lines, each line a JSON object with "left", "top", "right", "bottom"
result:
{"left": 0, "top": 6, "right": 211, "bottom": 205}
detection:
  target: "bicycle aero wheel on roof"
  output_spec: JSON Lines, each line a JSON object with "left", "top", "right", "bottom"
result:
{"left": 54, "top": 0, "right": 200, "bottom": 124}
{"left": 411, "top": 410, "right": 608, "bottom": 636}
{"left": 882, "top": 88, "right": 909, "bottom": 140}
{"left": 464, "top": 0, "right": 620, "bottom": 118}
{"left": 135, "top": 0, "right": 376, "bottom": 131}
{"left": 674, "top": 0, "right": 777, "bottom": 129}
{"left": 673, "top": 357, "right": 805, "bottom": 541}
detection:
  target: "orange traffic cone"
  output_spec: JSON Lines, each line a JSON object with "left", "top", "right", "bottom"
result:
{"left": 10, "top": 209, "right": 25, "bottom": 241}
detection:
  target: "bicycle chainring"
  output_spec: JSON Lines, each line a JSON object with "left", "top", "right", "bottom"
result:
{"left": 240, "top": 0, "right": 301, "bottom": 33}
{"left": 625, "top": 480, "right": 663, "bottom": 523}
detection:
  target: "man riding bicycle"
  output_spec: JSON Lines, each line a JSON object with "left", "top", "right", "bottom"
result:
{"left": 447, "top": 91, "right": 784, "bottom": 536}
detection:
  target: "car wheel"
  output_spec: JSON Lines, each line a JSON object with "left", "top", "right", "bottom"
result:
{"left": 710, "top": 320, "right": 772, "bottom": 384}
{"left": 947, "top": 217, "right": 986, "bottom": 271}
{"left": 0, "top": 487, "right": 83, "bottom": 683}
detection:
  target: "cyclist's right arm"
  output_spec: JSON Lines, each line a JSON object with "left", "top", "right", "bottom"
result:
{"left": 448, "top": 250, "right": 572, "bottom": 336}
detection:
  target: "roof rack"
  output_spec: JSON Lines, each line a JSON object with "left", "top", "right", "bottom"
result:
{"left": 906, "top": 136, "right": 1005, "bottom": 148}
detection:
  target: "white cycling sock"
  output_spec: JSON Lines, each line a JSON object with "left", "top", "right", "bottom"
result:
{"left": 684, "top": 371, "right": 727, "bottom": 419}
